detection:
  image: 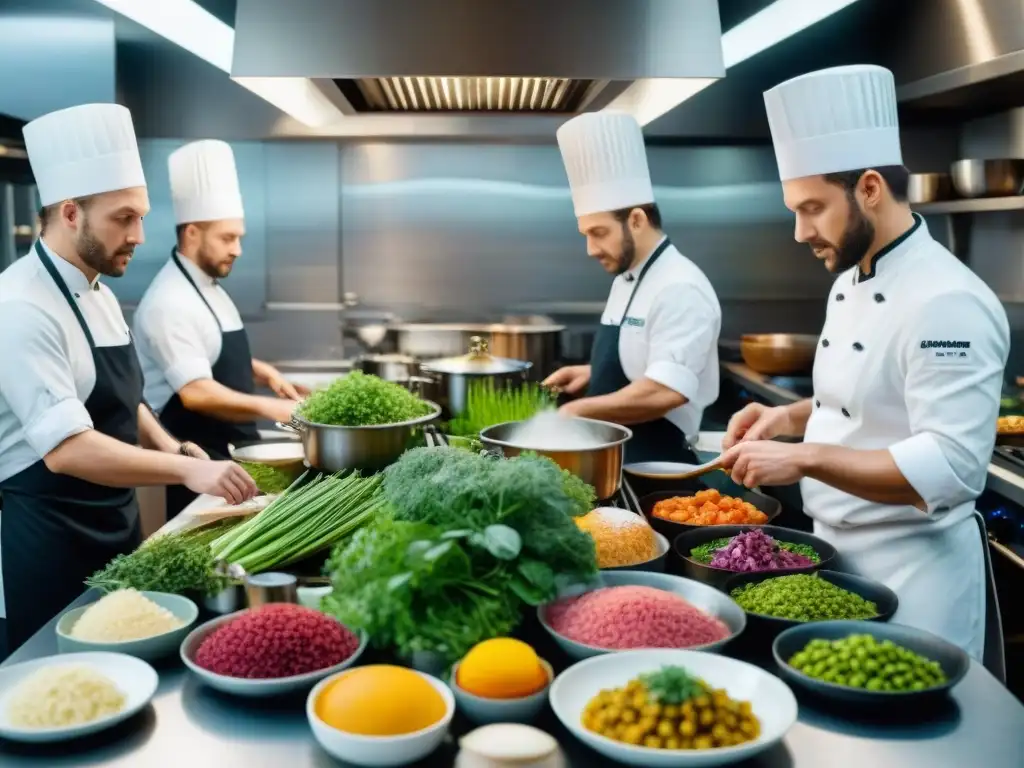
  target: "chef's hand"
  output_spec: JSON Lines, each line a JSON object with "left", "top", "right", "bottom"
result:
{"left": 269, "top": 397, "right": 299, "bottom": 425}
{"left": 559, "top": 398, "right": 588, "bottom": 417}
{"left": 543, "top": 365, "right": 591, "bottom": 396}
{"left": 267, "top": 370, "right": 305, "bottom": 401}
{"left": 183, "top": 460, "right": 258, "bottom": 505}
{"left": 177, "top": 441, "right": 209, "bottom": 460}
{"left": 720, "top": 440, "right": 808, "bottom": 488}
{"left": 722, "top": 403, "right": 793, "bottom": 450}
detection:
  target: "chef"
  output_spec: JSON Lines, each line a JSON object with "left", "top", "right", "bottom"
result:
{"left": 720, "top": 65, "right": 1010, "bottom": 660}
{"left": 544, "top": 111, "right": 722, "bottom": 467}
{"left": 133, "top": 140, "right": 305, "bottom": 518}
{"left": 0, "top": 105, "right": 257, "bottom": 654}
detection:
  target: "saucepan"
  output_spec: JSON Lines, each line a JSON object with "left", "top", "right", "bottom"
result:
{"left": 740, "top": 334, "right": 818, "bottom": 376}
{"left": 419, "top": 336, "right": 532, "bottom": 418}
{"left": 907, "top": 172, "right": 953, "bottom": 204}
{"left": 950, "top": 159, "right": 1024, "bottom": 198}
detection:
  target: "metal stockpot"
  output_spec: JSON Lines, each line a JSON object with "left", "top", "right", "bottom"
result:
{"left": 478, "top": 418, "right": 632, "bottom": 501}
{"left": 419, "top": 337, "right": 532, "bottom": 418}
{"left": 277, "top": 403, "right": 441, "bottom": 472}
{"left": 356, "top": 353, "right": 420, "bottom": 382}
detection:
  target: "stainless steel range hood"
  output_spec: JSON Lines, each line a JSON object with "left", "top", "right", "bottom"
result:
{"left": 232, "top": 0, "right": 724, "bottom": 137}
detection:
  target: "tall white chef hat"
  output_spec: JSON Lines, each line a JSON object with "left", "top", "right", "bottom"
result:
{"left": 168, "top": 139, "right": 244, "bottom": 225}
{"left": 22, "top": 103, "right": 146, "bottom": 207}
{"left": 763, "top": 64, "right": 903, "bottom": 181}
{"left": 556, "top": 110, "right": 654, "bottom": 217}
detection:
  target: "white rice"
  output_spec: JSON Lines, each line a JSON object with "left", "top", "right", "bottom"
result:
{"left": 6, "top": 665, "right": 125, "bottom": 728}
{"left": 71, "top": 589, "right": 183, "bottom": 643}
{"left": 505, "top": 412, "right": 607, "bottom": 451}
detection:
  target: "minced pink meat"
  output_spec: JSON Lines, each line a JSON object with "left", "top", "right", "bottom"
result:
{"left": 546, "top": 585, "right": 730, "bottom": 650}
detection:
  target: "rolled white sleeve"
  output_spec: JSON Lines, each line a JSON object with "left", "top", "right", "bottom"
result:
{"left": 889, "top": 291, "right": 1009, "bottom": 514}
{"left": 643, "top": 284, "right": 719, "bottom": 400}
{"left": 0, "top": 301, "right": 92, "bottom": 456}
{"left": 137, "top": 305, "right": 213, "bottom": 393}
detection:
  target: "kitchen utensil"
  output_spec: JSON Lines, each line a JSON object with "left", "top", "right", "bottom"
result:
{"left": 244, "top": 572, "right": 299, "bottom": 608}
{"left": 639, "top": 487, "right": 782, "bottom": 538}
{"left": 907, "top": 172, "right": 953, "bottom": 204}
{"left": 537, "top": 570, "right": 746, "bottom": 661}
{"left": 0, "top": 652, "right": 159, "bottom": 743}
{"left": 624, "top": 458, "right": 724, "bottom": 481}
{"left": 449, "top": 659, "right": 553, "bottom": 725}
{"left": 277, "top": 401, "right": 441, "bottom": 473}
{"left": 600, "top": 530, "right": 671, "bottom": 573}
{"left": 671, "top": 524, "right": 837, "bottom": 589}
{"left": 549, "top": 649, "right": 797, "bottom": 767}
{"left": 180, "top": 611, "right": 367, "bottom": 698}
{"left": 228, "top": 439, "right": 304, "bottom": 468}
{"left": 356, "top": 353, "right": 420, "bottom": 382}
{"left": 950, "top": 158, "right": 1024, "bottom": 198}
{"left": 773, "top": 620, "right": 969, "bottom": 707}
{"left": 188, "top": 495, "right": 274, "bottom": 525}
{"left": 306, "top": 667, "right": 454, "bottom": 766}
{"left": 56, "top": 592, "right": 199, "bottom": 661}
{"left": 740, "top": 334, "right": 818, "bottom": 375}
{"left": 478, "top": 417, "right": 631, "bottom": 500}
{"left": 724, "top": 570, "right": 898, "bottom": 645}
{"left": 419, "top": 336, "right": 532, "bottom": 417}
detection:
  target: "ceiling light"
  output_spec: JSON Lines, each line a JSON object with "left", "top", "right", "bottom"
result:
{"left": 608, "top": 0, "right": 862, "bottom": 126}
{"left": 91, "top": 0, "right": 343, "bottom": 127}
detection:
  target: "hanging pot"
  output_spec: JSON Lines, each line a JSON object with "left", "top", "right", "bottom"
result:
{"left": 419, "top": 336, "right": 532, "bottom": 418}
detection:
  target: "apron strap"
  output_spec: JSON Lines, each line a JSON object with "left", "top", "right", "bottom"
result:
{"left": 619, "top": 237, "right": 672, "bottom": 325}
{"left": 34, "top": 240, "right": 97, "bottom": 350}
{"left": 171, "top": 248, "right": 225, "bottom": 332}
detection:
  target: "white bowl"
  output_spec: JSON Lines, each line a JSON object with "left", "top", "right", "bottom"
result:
{"left": 549, "top": 649, "right": 797, "bottom": 767}
{"left": 297, "top": 585, "right": 332, "bottom": 610}
{"left": 56, "top": 591, "right": 198, "bottom": 661}
{"left": 180, "top": 610, "right": 367, "bottom": 698}
{"left": 449, "top": 658, "right": 553, "bottom": 725}
{"left": 0, "top": 652, "right": 158, "bottom": 743}
{"left": 307, "top": 667, "right": 455, "bottom": 767}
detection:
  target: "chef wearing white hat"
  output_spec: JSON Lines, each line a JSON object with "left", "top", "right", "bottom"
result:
{"left": 719, "top": 65, "right": 1010, "bottom": 660}
{"left": 544, "top": 111, "right": 722, "bottom": 468}
{"left": 133, "top": 140, "right": 303, "bottom": 518}
{"left": 0, "top": 106, "right": 256, "bottom": 654}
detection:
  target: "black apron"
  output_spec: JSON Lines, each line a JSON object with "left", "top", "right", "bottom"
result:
{"left": 587, "top": 238, "right": 700, "bottom": 478}
{"left": 0, "top": 243, "right": 142, "bottom": 655}
{"left": 159, "top": 250, "right": 258, "bottom": 518}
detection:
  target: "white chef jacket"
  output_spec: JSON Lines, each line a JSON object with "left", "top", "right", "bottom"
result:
{"left": 133, "top": 253, "right": 245, "bottom": 412}
{"left": 600, "top": 240, "right": 721, "bottom": 441}
{"left": 800, "top": 215, "right": 1009, "bottom": 659}
{"left": 0, "top": 241, "right": 133, "bottom": 483}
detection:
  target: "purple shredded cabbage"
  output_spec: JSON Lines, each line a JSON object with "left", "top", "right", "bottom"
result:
{"left": 709, "top": 530, "right": 814, "bottom": 573}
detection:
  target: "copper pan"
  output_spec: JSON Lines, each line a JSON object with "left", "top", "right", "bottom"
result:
{"left": 740, "top": 334, "right": 818, "bottom": 375}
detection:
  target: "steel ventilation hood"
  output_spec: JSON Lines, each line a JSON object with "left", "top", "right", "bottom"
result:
{"left": 232, "top": 0, "right": 725, "bottom": 137}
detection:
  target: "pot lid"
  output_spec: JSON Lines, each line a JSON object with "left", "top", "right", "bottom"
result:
{"left": 420, "top": 336, "right": 532, "bottom": 375}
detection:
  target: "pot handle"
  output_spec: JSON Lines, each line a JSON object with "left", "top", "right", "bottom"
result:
{"left": 275, "top": 421, "right": 300, "bottom": 434}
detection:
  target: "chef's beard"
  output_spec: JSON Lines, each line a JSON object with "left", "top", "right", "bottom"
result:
{"left": 810, "top": 195, "right": 875, "bottom": 274}
{"left": 612, "top": 223, "right": 637, "bottom": 276}
{"left": 77, "top": 217, "right": 133, "bottom": 278}
{"left": 196, "top": 243, "right": 235, "bottom": 280}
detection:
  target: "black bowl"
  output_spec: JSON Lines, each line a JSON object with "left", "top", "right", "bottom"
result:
{"left": 671, "top": 524, "right": 837, "bottom": 589}
{"left": 639, "top": 487, "right": 782, "bottom": 540}
{"left": 724, "top": 570, "right": 898, "bottom": 644}
{"left": 772, "top": 620, "right": 969, "bottom": 707}
{"left": 600, "top": 530, "right": 671, "bottom": 573}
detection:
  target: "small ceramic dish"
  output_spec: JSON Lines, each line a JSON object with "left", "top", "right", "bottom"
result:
{"left": 56, "top": 591, "right": 199, "bottom": 661}
{"left": 449, "top": 658, "right": 553, "bottom": 724}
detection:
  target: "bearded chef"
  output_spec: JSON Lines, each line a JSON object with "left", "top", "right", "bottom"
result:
{"left": 0, "top": 105, "right": 257, "bottom": 653}
{"left": 543, "top": 111, "right": 722, "bottom": 467}
{"left": 134, "top": 140, "right": 305, "bottom": 518}
{"left": 720, "top": 65, "right": 1010, "bottom": 660}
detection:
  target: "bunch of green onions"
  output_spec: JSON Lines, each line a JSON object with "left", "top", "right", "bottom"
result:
{"left": 209, "top": 471, "right": 385, "bottom": 572}
{"left": 448, "top": 380, "right": 557, "bottom": 437}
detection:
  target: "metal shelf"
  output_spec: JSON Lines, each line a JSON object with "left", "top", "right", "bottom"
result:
{"left": 914, "top": 197, "right": 1024, "bottom": 215}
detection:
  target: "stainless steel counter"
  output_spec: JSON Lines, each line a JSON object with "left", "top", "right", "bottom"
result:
{"left": 1, "top": 590, "right": 1022, "bottom": 768}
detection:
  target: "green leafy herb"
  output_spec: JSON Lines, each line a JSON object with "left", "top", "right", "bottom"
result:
{"left": 778, "top": 541, "right": 820, "bottom": 563}
{"left": 448, "top": 380, "right": 556, "bottom": 438}
{"left": 86, "top": 533, "right": 228, "bottom": 597}
{"left": 298, "top": 371, "right": 433, "bottom": 427}
{"left": 238, "top": 461, "right": 301, "bottom": 494}
{"left": 641, "top": 666, "right": 706, "bottom": 705}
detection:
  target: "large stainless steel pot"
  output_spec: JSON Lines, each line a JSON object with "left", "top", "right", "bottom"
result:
{"left": 478, "top": 418, "right": 632, "bottom": 500}
{"left": 277, "top": 403, "right": 441, "bottom": 472}
{"left": 950, "top": 159, "right": 1024, "bottom": 198}
{"left": 356, "top": 353, "right": 419, "bottom": 382}
{"left": 419, "top": 336, "right": 532, "bottom": 417}
{"left": 907, "top": 172, "right": 953, "bottom": 204}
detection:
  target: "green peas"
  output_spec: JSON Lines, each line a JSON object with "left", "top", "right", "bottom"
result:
{"left": 730, "top": 574, "right": 879, "bottom": 621}
{"left": 787, "top": 634, "right": 949, "bottom": 692}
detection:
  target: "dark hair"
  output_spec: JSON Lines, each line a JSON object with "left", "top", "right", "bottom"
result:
{"left": 175, "top": 221, "right": 208, "bottom": 246}
{"left": 611, "top": 202, "right": 662, "bottom": 230}
{"left": 822, "top": 165, "right": 910, "bottom": 203}
{"left": 37, "top": 195, "right": 95, "bottom": 236}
